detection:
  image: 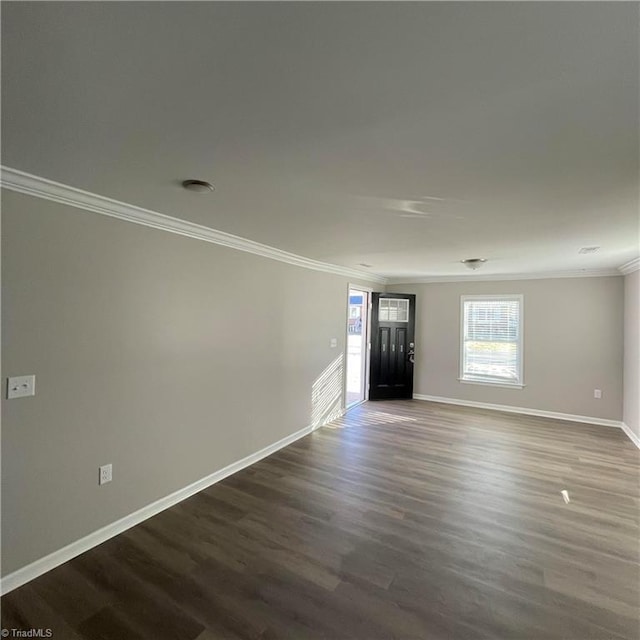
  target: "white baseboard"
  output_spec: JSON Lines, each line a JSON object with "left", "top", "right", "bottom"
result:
{"left": 413, "top": 394, "right": 624, "bottom": 429}
{"left": 621, "top": 422, "right": 640, "bottom": 449}
{"left": 0, "top": 423, "right": 314, "bottom": 595}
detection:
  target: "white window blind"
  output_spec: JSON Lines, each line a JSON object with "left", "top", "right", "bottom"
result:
{"left": 460, "top": 295, "right": 523, "bottom": 386}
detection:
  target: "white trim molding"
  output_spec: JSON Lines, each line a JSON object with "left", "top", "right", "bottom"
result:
{"left": 413, "top": 394, "right": 624, "bottom": 429}
{"left": 0, "top": 166, "right": 387, "bottom": 285}
{"left": 621, "top": 423, "right": 640, "bottom": 449}
{"left": 618, "top": 257, "right": 640, "bottom": 275}
{"left": 0, "top": 422, "right": 316, "bottom": 595}
{"left": 387, "top": 269, "right": 621, "bottom": 285}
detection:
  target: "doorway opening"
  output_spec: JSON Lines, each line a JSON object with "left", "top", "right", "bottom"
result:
{"left": 346, "top": 287, "right": 369, "bottom": 407}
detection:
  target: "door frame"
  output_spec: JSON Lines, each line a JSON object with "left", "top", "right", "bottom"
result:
{"left": 344, "top": 283, "right": 373, "bottom": 410}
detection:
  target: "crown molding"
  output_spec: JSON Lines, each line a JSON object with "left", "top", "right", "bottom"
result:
{"left": 618, "top": 257, "right": 640, "bottom": 275}
{"left": 386, "top": 269, "right": 621, "bottom": 285}
{"left": 0, "top": 166, "right": 388, "bottom": 285}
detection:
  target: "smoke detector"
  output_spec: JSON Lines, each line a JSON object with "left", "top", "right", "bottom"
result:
{"left": 461, "top": 258, "right": 487, "bottom": 270}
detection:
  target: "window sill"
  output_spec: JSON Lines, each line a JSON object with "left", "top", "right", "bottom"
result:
{"left": 458, "top": 378, "right": 525, "bottom": 390}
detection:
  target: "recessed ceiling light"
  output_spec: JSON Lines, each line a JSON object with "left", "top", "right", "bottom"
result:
{"left": 461, "top": 258, "right": 487, "bottom": 270}
{"left": 578, "top": 246, "right": 600, "bottom": 254}
{"left": 182, "top": 179, "right": 214, "bottom": 193}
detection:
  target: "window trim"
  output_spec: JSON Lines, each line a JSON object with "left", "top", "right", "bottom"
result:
{"left": 459, "top": 294, "right": 524, "bottom": 389}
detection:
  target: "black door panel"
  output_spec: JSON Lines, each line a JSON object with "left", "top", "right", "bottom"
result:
{"left": 378, "top": 326, "right": 391, "bottom": 387}
{"left": 394, "top": 326, "right": 408, "bottom": 387}
{"left": 369, "top": 293, "right": 416, "bottom": 400}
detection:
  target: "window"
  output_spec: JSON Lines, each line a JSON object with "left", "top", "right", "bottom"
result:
{"left": 378, "top": 298, "right": 409, "bottom": 322}
{"left": 460, "top": 295, "right": 523, "bottom": 387}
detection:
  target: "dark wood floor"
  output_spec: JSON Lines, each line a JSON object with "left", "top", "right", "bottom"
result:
{"left": 3, "top": 400, "right": 639, "bottom": 639}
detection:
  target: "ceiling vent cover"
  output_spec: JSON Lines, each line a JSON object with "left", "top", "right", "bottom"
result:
{"left": 461, "top": 258, "right": 487, "bottom": 270}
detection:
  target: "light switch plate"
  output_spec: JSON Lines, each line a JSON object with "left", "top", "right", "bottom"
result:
{"left": 99, "top": 464, "right": 113, "bottom": 485}
{"left": 330, "top": 338, "right": 338, "bottom": 348}
{"left": 7, "top": 375, "right": 36, "bottom": 399}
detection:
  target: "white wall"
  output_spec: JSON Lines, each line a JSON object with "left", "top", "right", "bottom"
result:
{"left": 1, "top": 189, "right": 379, "bottom": 577}
{"left": 623, "top": 269, "right": 640, "bottom": 439}
{"left": 388, "top": 278, "right": 624, "bottom": 420}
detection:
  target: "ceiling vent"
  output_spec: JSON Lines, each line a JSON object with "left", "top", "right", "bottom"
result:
{"left": 461, "top": 258, "right": 487, "bottom": 270}
{"left": 578, "top": 246, "right": 600, "bottom": 254}
{"left": 182, "top": 179, "right": 214, "bottom": 193}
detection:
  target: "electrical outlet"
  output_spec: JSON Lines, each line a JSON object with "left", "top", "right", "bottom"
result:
{"left": 594, "top": 389, "right": 602, "bottom": 399}
{"left": 7, "top": 375, "right": 36, "bottom": 399}
{"left": 99, "top": 464, "right": 112, "bottom": 485}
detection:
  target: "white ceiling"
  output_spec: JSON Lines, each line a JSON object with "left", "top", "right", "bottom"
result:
{"left": 2, "top": 2, "right": 638, "bottom": 280}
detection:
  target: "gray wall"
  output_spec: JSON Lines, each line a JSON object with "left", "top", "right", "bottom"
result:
{"left": 1, "top": 189, "right": 378, "bottom": 576}
{"left": 623, "top": 270, "right": 640, "bottom": 437}
{"left": 388, "top": 278, "right": 624, "bottom": 420}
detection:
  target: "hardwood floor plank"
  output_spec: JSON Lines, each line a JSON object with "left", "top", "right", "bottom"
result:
{"left": 71, "top": 544, "right": 205, "bottom": 640}
{"left": 77, "top": 607, "right": 147, "bottom": 640}
{"left": 1, "top": 583, "right": 86, "bottom": 640}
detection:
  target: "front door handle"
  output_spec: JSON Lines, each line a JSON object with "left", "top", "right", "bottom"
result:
{"left": 407, "top": 349, "right": 415, "bottom": 364}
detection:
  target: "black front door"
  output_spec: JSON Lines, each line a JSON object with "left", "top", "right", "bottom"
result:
{"left": 369, "top": 293, "right": 416, "bottom": 400}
